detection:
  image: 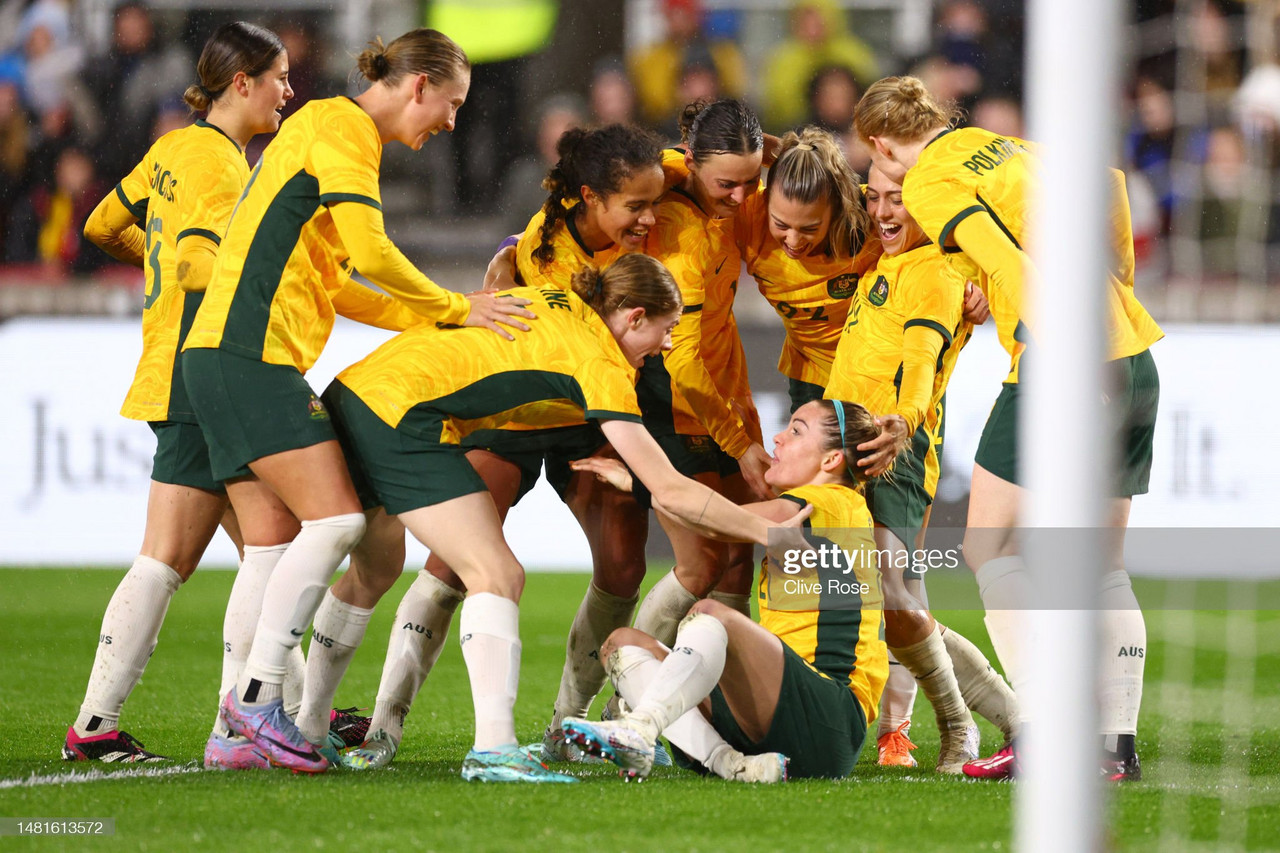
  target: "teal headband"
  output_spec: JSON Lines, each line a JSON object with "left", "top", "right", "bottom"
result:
{"left": 831, "top": 400, "right": 858, "bottom": 482}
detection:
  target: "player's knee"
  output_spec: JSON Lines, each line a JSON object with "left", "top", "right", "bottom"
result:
{"left": 601, "top": 626, "right": 656, "bottom": 662}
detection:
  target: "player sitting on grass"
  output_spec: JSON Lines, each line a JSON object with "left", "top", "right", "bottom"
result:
{"left": 563, "top": 399, "right": 888, "bottom": 781}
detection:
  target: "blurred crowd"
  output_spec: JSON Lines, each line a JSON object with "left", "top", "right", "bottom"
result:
{"left": 0, "top": 0, "right": 333, "bottom": 280}
{"left": 1, "top": 0, "right": 1278, "bottom": 289}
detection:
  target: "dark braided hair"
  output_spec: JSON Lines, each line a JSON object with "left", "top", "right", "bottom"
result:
{"left": 533, "top": 123, "right": 662, "bottom": 270}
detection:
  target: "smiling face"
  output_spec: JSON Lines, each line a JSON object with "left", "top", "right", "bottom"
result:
{"left": 766, "top": 400, "right": 843, "bottom": 491}
{"left": 608, "top": 307, "right": 680, "bottom": 368}
{"left": 767, "top": 191, "right": 833, "bottom": 259}
{"left": 583, "top": 164, "right": 664, "bottom": 253}
{"left": 865, "top": 165, "right": 926, "bottom": 256}
{"left": 687, "top": 150, "right": 762, "bottom": 219}
{"left": 244, "top": 51, "right": 293, "bottom": 134}
{"left": 405, "top": 71, "right": 469, "bottom": 150}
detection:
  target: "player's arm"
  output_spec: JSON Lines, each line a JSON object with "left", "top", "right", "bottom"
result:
{"left": 327, "top": 201, "right": 534, "bottom": 338}
{"left": 571, "top": 453, "right": 803, "bottom": 540}
{"left": 174, "top": 233, "right": 218, "bottom": 292}
{"left": 950, "top": 211, "right": 1030, "bottom": 324}
{"left": 83, "top": 190, "right": 144, "bottom": 267}
{"left": 331, "top": 275, "right": 424, "bottom": 331}
{"left": 598, "top": 420, "right": 809, "bottom": 545}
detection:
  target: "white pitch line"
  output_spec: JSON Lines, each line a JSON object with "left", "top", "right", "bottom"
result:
{"left": 0, "top": 763, "right": 203, "bottom": 790}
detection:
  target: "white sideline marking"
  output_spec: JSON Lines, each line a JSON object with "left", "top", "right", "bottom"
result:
{"left": 0, "top": 763, "right": 202, "bottom": 789}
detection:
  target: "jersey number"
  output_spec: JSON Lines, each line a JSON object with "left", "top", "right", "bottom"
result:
{"left": 143, "top": 216, "right": 163, "bottom": 310}
{"left": 774, "top": 300, "right": 830, "bottom": 323}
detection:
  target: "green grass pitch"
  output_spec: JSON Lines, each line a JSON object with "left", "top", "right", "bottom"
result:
{"left": 1, "top": 567, "right": 1277, "bottom": 851}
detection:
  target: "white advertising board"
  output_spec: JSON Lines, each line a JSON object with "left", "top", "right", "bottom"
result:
{"left": 1, "top": 319, "right": 1275, "bottom": 569}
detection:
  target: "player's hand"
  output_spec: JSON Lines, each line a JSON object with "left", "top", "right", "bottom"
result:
{"left": 962, "top": 281, "right": 990, "bottom": 325}
{"left": 483, "top": 243, "right": 519, "bottom": 291}
{"left": 464, "top": 289, "right": 536, "bottom": 340}
{"left": 569, "top": 456, "right": 634, "bottom": 493}
{"left": 738, "top": 442, "right": 776, "bottom": 501}
{"left": 857, "top": 414, "right": 909, "bottom": 477}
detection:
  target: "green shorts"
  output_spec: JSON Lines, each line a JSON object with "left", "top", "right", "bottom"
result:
{"left": 705, "top": 643, "right": 868, "bottom": 779}
{"left": 787, "top": 378, "right": 826, "bottom": 413}
{"left": 182, "top": 348, "right": 336, "bottom": 482}
{"left": 462, "top": 423, "right": 610, "bottom": 504}
{"left": 653, "top": 431, "right": 739, "bottom": 478}
{"left": 865, "top": 424, "right": 932, "bottom": 552}
{"left": 323, "top": 380, "right": 488, "bottom": 515}
{"left": 975, "top": 349, "right": 1159, "bottom": 497}
{"left": 148, "top": 421, "right": 224, "bottom": 493}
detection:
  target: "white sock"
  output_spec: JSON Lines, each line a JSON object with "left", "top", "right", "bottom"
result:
{"left": 876, "top": 655, "right": 917, "bottom": 737}
{"left": 890, "top": 624, "right": 974, "bottom": 731}
{"left": 940, "top": 623, "right": 1019, "bottom": 739}
{"left": 1098, "top": 571, "right": 1145, "bottom": 736}
{"left": 459, "top": 592, "right": 521, "bottom": 751}
{"left": 707, "top": 590, "right": 751, "bottom": 620}
{"left": 633, "top": 570, "right": 699, "bottom": 647}
{"left": 75, "top": 556, "right": 181, "bottom": 736}
{"left": 240, "top": 513, "right": 366, "bottom": 701}
{"left": 608, "top": 643, "right": 742, "bottom": 777}
{"left": 283, "top": 646, "right": 305, "bottom": 720}
{"left": 552, "top": 583, "right": 638, "bottom": 722}
{"left": 975, "top": 555, "right": 1033, "bottom": 722}
{"left": 629, "top": 613, "right": 728, "bottom": 744}
{"left": 297, "top": 590, "right": 373, "bottom": 744}
{"left": 215, "top": 543, "right": 287, "bottom": 734}
{"left": 370, "top": 570, "right": 464, "bottom": 743}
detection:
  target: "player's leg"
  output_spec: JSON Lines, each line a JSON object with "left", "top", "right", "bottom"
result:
{"left": 707, "top": 471, "right": 756, "bottom": 619}
{"left": 66, "top": 476, "right": 227, "bottom": 762}
{"left": 637, "top": 469, "right": 728, "bottom": 647}
{"left": 358, "top": 450, "right": 523, "bottom": 767}
{"left": 215, "top": 445, "right": 364, "bottom": 773}
{"left": 295, "top": 507, "right": 405, "bottom": 751}
{"left": 397, "top": 493, "right": 574, "bottom": 783}
{"left": 877, "top": 525, "right": 977, "bottom": 772}
{"left": 568, "top": 600, "right": 785, "bottom": 781}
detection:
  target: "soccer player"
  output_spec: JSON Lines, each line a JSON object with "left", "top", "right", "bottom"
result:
{"left": 827, "top": 164, "right": 1017, "bottom": 772}
{"left": 312, "top": 254, "right": 812, "bottom": 782}
{"left": 853, "top": 76, "right": 1162, "bottom": 780}
{"left": 181, "top": 28, "right": 534, "bottom": 773}
{"left": 729, "top": 127, "right": 870, "bottom": 412}
{"left": 66, "top": 22, "right": 294, "bottom": 765}
{"left": 634, "top": 98, "right": 771, "bottom": 652}
{"left": 563, "top": 399, "right": 888, "bottom": 781}
{"left": 351, "top": 123, "right": 667, "bottom": 768}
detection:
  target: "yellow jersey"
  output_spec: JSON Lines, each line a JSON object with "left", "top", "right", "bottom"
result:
{"left": 184, "top": 97, "right": 468, "bottom": 372}
{"left": 758, "top": 482, "right": 887, "bottom": 724}
{"left": 826, "top": 244, "right": 967, "bottom": 434}
{"left": 116, "top": 120, "right": 248, "bottom": 422}
{"left": 515, "top": 207, "right": 626, "bottom": 290}
{"left": 903, "top": 127, "right": 1163, "bottom": 383}
{"left": 733, "top": 188, "right": 855, "bottom": 388}
{"left": 642, "top": 184, "right": 757, "bottom": 457}
{"left": 335, "top": 285, "right": 642, "bottom": 442}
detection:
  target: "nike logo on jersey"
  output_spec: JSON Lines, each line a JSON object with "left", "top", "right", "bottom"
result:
{"left": 715, "top": 258, "right": 726, "bottom": 275}
{"left": 289, "top": 628, "right": 306, "bottom": 637}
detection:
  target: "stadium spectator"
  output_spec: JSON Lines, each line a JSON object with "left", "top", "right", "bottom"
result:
{"left": 588, "top": 55, "right": 638, "bottom": 126}
{"left": 970, "top": 95, "right": 1023, "bottom": 138}
{"left": 0, "top": 78, "right": 32, "bottom": 255}
{"left": 6, "top": 145, "right": 105, "bottom": 275}
{"left": 627, "top": 0, "right": 747, "bottom": 129}
{"left": 83, "top": 3, "right": 191, "bottom": 181}
{"left": 499, "top": 93, "right": 586, "bottom": 236}
{"left": 763, "top": 0, "right": 879, "bottom": 131}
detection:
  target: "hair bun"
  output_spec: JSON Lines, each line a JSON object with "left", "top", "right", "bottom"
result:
{"left": 373, "top": 52, "right": 390, "bottom": 76}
